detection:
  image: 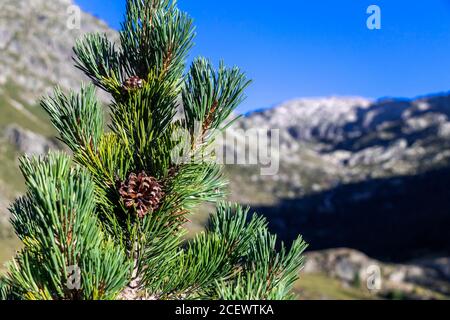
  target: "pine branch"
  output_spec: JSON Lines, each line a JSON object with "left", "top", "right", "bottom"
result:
{"left": 153, "top": 204, "right": 275, "bottom": 299}
{"left": 73, "top": 33, "right": 123, "bottom": 94}
{"left": 182, "top": 58, "right": 251, "bottom": 148}
{"left": 41, "top": 84, "right": 105, "bottom": 153}
{"left": 4, "top": 153, "right": 131, "bottom": 300}
{"left": 120, "top": 0, "right": 194, "bottom": 83}
{"left": 109, "top": 71, "right": 179, "bottom": 175}
{"left": 214, "top": 231, "right": 308, "bottom": 300}
{"left": 3, "top": 0, "right": 308, "bottom": 301}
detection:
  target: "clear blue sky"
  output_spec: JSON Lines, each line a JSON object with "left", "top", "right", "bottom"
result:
{"left": 75, "top": 0, "right": 450, "bottom": 113}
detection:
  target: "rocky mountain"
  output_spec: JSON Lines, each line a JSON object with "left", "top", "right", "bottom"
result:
{"left": 229, "top": 95, "right": 450, "bottom": 200}
{"left": 0, "top": 0, "right": 114, "bottom": 207}
{"left": 0, "top": 0, "right": 115, "bottom": 100}
{"left": 228, "top": 95, "right": 450, "bottom": 261}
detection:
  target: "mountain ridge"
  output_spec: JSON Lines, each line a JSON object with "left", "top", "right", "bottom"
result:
{"left": 0, "top": 0, "right": 116, "bottom": 212}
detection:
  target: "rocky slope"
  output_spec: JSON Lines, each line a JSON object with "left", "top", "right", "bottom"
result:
{"left": 227, "top": 95, "right": 450, "bottom": 261}
{"left": 0, "top": 0, "right": 114, "bottom": 210}
{"left": 300, "top": 248, "right": 450, "bottom": 300}
{"left": 0, "top": 0, "right": 115, "bottom": 101}
{"left": 229, "top": 94, "right": 450, "bottom": 201}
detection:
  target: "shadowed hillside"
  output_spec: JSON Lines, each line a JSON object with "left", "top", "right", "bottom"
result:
{"left": 253, "top": 167, "right": 450, "bottom": 262}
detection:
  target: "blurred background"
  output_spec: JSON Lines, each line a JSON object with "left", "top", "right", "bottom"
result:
{"left": 1, "top": 0, "right": 450, "bottom": 299}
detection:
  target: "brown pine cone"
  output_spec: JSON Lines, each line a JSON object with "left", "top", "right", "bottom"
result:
{"left": 118, "top": 171, "right": 164, "bottom": 218}
{"left": 123, "top": 76, "right": 144, "bottom": 90}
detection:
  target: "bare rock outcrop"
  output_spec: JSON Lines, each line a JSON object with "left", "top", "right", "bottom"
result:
{"left": 304, "top": 248, "right": 450, "bottom": 299}
{"left": 5, "top": 125, "right": 57, "bottom": 155}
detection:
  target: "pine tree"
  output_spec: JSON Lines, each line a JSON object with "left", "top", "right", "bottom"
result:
{"left": 0, "top": 0, "right": 307, "bottom": 300}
